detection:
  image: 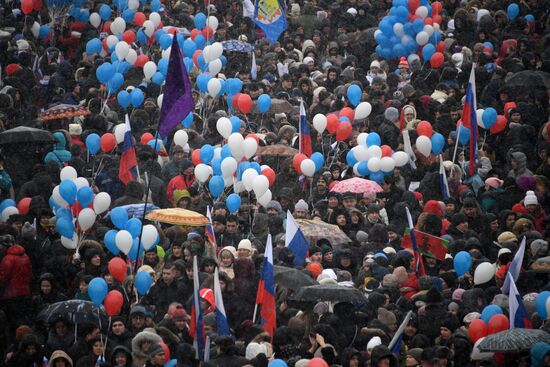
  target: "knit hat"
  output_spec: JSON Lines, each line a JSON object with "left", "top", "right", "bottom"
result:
{"left": 367, "top": 336, "right": 382, "bottom": 350}
{"left": 424, "top": 200, "right": 443, "bottom": 218}
{"left": 485, "top": 177, "right": 504, "bottom": 189}
{"left": 69, "top": 124, "right": 82, "bottom": 136}
{"left": 497, "top": 231, "right": 517, "bottom": 244}
{"left": 524, "top": 190, "right": 538, "bottom": 206}
{"left": 172, "top": 308, "right": 189, "bottom": 321}
{"left": 393, "top": 266, "right": 408, "bottom": 284}
{"left": 303, "top": 56, "right": 314, "bottom": 65}
{"left": 531, "top": 239, "right": 548, "bottom": 256}
{"left": 463, "top": 312, "right": 481, "bottom": 324}
{"left": 370, "top": 60, "right": 381, "bottom": 69}
{"left": 148, "top": 343, "right": 165, "bottom": 357}
{"left": 398, "top": 57, "right": 409, "bottom": 69}
{"left": 246, "top": 342, "right": 268, "bottom": 360}
{"left": 382, "top": 274, "right": 399, "bottom": 288}
{"left": 5, "top": 63, "right": 20, "bottom": 76}
{"left": 238, "top": 239, "right": 252, "bottom": 252}
{"left": 356, "top": 230, "right": 369, "bottom": 242}
{"left": 407, "top": 348, "right": 423, "bottom": 363}
{"left": 383, "top": 246, "right": 397, "bottom": 255}
{"left": 130, "top": 305, "right": 146, "bottom": 317}
{"left": 306, "top": 262, "right": 323, "bottom": 279}
{"left": 15, "top": 325, "right": 33, "bottom": 343}
{"left": 295, "top": 199, "right": 309, "bottom": 212}
{"left": 377, "top": 308, "right": 397, "bottom": 327}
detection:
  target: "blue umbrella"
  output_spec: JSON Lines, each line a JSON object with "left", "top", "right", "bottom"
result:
{"left": 107, "top": 203, "right": 160, "bottom": 219}
{"left": 221, "top": 40, "right": 255, "bottom": 53}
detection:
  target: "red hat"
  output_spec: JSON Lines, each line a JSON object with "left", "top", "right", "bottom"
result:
{"left": 511, "top": 203, "right": 528, "bottom": 214}
{"left": 423, "top": 200, "right": 443, "bottom": 218}
{"left": 6, "top": 63, "right": 20, "bottom": 76}
{"left": 412, "top": 191, "right": 423, "bottom": 202}
{"left": 398, "top": 57, "right": 409, "bottom": 69}
{"left": 172, "top": 308, "right": 189, "bottom": 320}
{"left": 306, "top": 262, "right": 323, "bottom": 279}
{"left": 200, "top": 288, "right": 215, "bottom": 308}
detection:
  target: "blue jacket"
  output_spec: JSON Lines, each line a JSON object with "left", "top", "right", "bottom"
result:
{"left": 44, "top": 132, "right": 71, "bottom": 167}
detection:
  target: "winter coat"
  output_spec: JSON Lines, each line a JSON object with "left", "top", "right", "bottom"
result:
{"left": 143, "top": 279, "right": 187, "bottom": 323}
{"left": 0, "top": 245, "right": 32, "bottom": 299}
{"left": 6, "top": 334, "right": 43, "bottom": 367}
{"left": 217, "top": 246, "right": 237, "bottom": 279}
{"left": 418, "top": 302, "right": 448, "bottom": 345}
{"left": 211, "top": 352, "right": 249, "bottom": 367}
{"left": 48, "top": 350, "right": 73, "bottom": 367}
{"left": 508, "top": 151, "right": 533, "bottom": 182}
{"left": 370, "top": 345, "right": 397, "bottom": 367}
{"left": 106, "top": 345, "right": 133, "bottom": 367}
{"left": 44, "top": 132, "right": 72, "bottom": 167}
{"left": 131, "top": 331, "right": 162, "bottom": 367}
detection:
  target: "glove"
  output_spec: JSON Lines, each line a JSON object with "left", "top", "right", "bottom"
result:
{"left": 21, "top": 222, "right": 36, "bottom": 241}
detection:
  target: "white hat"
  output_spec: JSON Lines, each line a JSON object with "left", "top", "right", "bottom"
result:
{"left": 524, "top": 190, "right": 538, "bottom": 206}
{"left": 382, "top": 246, "right": 396, "bottom": 255}
{"left": 16, "top": 39, "right": 30, "bottom": 52}
{"left": 451, "top": 53, "right": 464, "bottom": 67}
{"left": 370, "top": 60, "right": 381, "bottom": 69}
{"left": 237, "top": 239, "right": 252, "bottom": 252}
{"left": 245, "top": 342, "right": 267, "bottom": 360}
{"left": 69, "top": 124, "right": 82, "bottom": 136}
{"left": 346, "top": 8, "right": 357, "bottom": 16}
{"left": 303, "top": 56, "right": 314, "bottom": 65}
{"left": 295, "top": 199, "right": 309, "bottom": 212}
{"left": 497, "top": 248, "right": 512, "bottom": 258}
{"left": 367, "top": 336, "right": 382, "bottom": 350}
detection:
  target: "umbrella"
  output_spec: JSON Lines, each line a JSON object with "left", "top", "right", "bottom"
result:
{"left": 37, "top": 300, "right": 107, "bottom": 324}
{"left": 221, "top": 40, "right": 255, "bottom": 53}
{"left": 145, "top": 208, "right": 208, "bottom": 226}
{"left": 478, "top": 329, "right": 550, "bottom": 352}
{"left": 330, "top": 177, "right": 383, "bottom": 195}
{"left": 290, "top": 284, "right": 366, "bottom": 303}
{"left": 256, "top": 144, "right": 298, "bottom": 157}
{"left": 0, "top": 126, "right": 56, "bottom": 145}
{"left": 505, "top": 71, "right": 550, "bottom": 90}
{"left": 251, "top": 98, "right": 294, "bottom": 114}
{"left": 531, "top": 256, "right": 550, "bottom": 273}
{"left": 111, "top": 203, "right": 160, "bottom": 219}
{"left": 41, "top": 104, "right": 91, "bottom": 120}
{"left": 295, "top": 219, "right": 352, "bottom": 246}
{"left": 274, "top": 265, "right": 318, "bottom": 290}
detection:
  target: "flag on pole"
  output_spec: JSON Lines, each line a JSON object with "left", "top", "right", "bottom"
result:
{"left": 507, "top": 273, "right": 532, "bottom": 329}
{"left": 461, "top": 66, "right": 478, "bottom": 176}
{"left": 158, "top": 33, "right": 195, "bottom": 137}
{"left": 405, "top": 207, "right": 425, "bottom": 276}
{"left": 251, "top": 52, "right": 257, "bottom": 80}
{"left": 389, "top": 311, "right": 413, "bottom": 355}
{"left": 119, "top": 114, "right": 138, "bottom": 184}
{"left": 253, "top": 0, "right": 288, "bottom": 44}
{"left": 255, "top": 234, "right": 276, "bottom": 335}
{"left": 285, "top": 210, "right": 309, "bottom": 266}
{"left": 401, "top": 228, "right": 449, "bottom": 261}
{"left": 214, "top": 267, "right": 231, "bottom": 336}
{"left": 439, "top": 158, "right": 450, "bottom": 199}
{"left": 189, "top": 256, "right": 204, "bottom": 360}
{"left": 299, "top": 101, "right": 312, "bottom": 157}
{"left": 501, "top": 237, "right": 526, "bottom": 293}
{"left": 205, "top": 206, "right": 216, "bottom": 247}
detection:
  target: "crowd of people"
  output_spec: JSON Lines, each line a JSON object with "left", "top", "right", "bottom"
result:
{"left": 0, "top": 0, "right": 550, "bottom": 366}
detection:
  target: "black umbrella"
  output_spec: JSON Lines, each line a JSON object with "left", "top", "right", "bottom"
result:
{"left": 478, "top": 328, "right": 550, "bottom": 352}
{"left": 289, "top": 284, "right": 366, "bottom": 303}
{"left": 505, "top": 71, "right": 550, "bottom": 90}
{"left": 37, "top": 300, "right": 107, "bottom": 324}
{"left": 274, "top": 265, "right": 318, "bottom": 290}
{"left": 0, "top": 126, "right": 56, "bottom": 145}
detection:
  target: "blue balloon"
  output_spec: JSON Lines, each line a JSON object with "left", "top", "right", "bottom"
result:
{"left": 208, "top": 175, "right": 224, "bottom": 198}
{"left": 159, "top": 34, "right": 172, "bottom": 50}
{"left": 96, "top": 63, "right": 115, "bottom": 84}
{"left": 111, "top": 207, "right": 129, "bottom": 230}
{"left": 137, "top": 29, "right": 148, "bottom": 45}
{"left": 39, "top": 24, "right": 50, "bottom": 39}
{"left": 430, "top": 133, "right": 445, "bottom": 155}
{"left": 118, "top": 90, "right": 131, "bottom": 109}
{"left": 182, "top": 112, "right": 193, "bottom": 128}
{"left": 77, "top": 187, "right": 94, "bottom": 208}
{"left": 395, "top": 6, "right": 408, "bottom": 22}
{"left": 0, "top": 199, "right": 15, "bottom": 212}
{"left": 347, "top": 84, "right": 362, "bottom": 107}
{"left": 453, "top": 251, "right": 472, "bottom": 277}
{"left": 56, "top": 218, "right": 74, "bottom": 238}
{"left": 412, "top": 18, "right": 424, "bottom": 33}
{"left": 56, "top": 207, "right": 72, "bottom": 221}
{"left": 49, "top": 197, "right": 59, "bottom": 211}
{"left": 358, "top": 161, "right": 370, "bottom": 176}
{"left": 131, "top": 88, "right": 144, "bottom": 107}
{"left": 483, "top": 41, "right": 494, "bottom": 51}
{"left": 366, "top": 132, "right": 381, "bottom": 147}
{"left": 226, "top": 78, "right": 243, "bottom": 94}
{"left": 197, "top": 53, "right": 207, "bottom": 71}
{"left": 88, "top": 277, "right": 108, "bottom": 306}
{"left": 230, "top": 116, "right": 241, "bottom": 133}
{"left": 507, "top": 3, "right": 519, "bottom": 20}
{"left": 481, "top": 305, "right": 503, "bottom": 324}
{"left": 150, "top": 0, "right": 160, "bottom": 11}
{"left": 86, "top": 38, "right": 102, "bottom": 55}
{"left": 422, "top": 43, "right": 436, "bottom": 61}
{"left": 211, "top": 158, "right": 222, "bottom": 176}
{"left": 122, "top": 8, "right": 135, "bottom": 22}
{"left": 346, "top": 150, "right": 358, "bottom": 167}
{"left": 85, "top": 133, "right": 101, "bottom": 155}
{"left": 194, "top": 12, "right": 206, "bottom": 30}
{"left": 258, "top": 94, "right": 272, "bottom": 113}
{"left": 107, "top": 73, "right": 124, "bottom": 93}
{"left": 184, "top": 57, "right": 194, "bottom": 73}
{"left": 136, "top": 271, "right": 153, "bottom": 295}
{"left": 194, "top": 34, "right": 206, "bottom": 50}
{"left": 536, "top": 291, "right": 550, "bottom": 319}
{"left": 226, "top": 193, "right": 241, "bottom": 213}
{"left": 127, "top": 238, "right": 144, "bottom": 262}
{"left": 125, "top": 217, "right": 142, "bottom": 238}
{"left": 458, "top": 126, "right": 470, "bottom": 145}
{"left": 152, "top": 72, "right": 165, "bottom": 85}
{"left": 379, "top": 20, "right": 393, "bottom": 36}
{"left": 165, "top": 359, "right": 177, "bottom": 367}
{"left": 104, "top": 229, "right": 120, "bottom": 255}
{"left": 154, "top": 29, "right": 166, "bottom": 43}
{"left": 311, "top": 152, "right": 324, "bottom": 172}
{"left": 250, "top": 162, "right": 261, "bottom": 174}
{"left": 370, "top": 171, "right": 384, "bottom": 183}
{"left": 99, "top": 4, "right": 112, "bottom": 21}
{"left": 482, "top": 108, "right": 497, "bottom": 129}
{"left": 525, "top": 14, "right": 535, "bottom": 22}
{"left": 237, "top": 162, "right": 250, "bottom": 180}
{"left": 59, "top": 180, "right": 77, "bottom": 205}
{"left": 200, "top": 144, "right": 214, "bottom": 164}
{"left": 221, "top": 145, "right": 232, "bottom": 159}
{"left": 147, "top": 139, "right": 162, "bottom": 152}
{"left": 182, "top": 39, "right": 196, "bottom": 58}
{"left": 217, "top": 80, "right": 226, "bottom": 97}
{"left": 196, "top": 73, "right": 211, "bottom": 93}
{"left": 220, "top": 55, "right": 228, "bottom": 66}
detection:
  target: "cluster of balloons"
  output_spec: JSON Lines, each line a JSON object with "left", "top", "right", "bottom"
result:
{"left": 85, "top": 132, "right": 117, "bottom": 155}
{"left": 374, "top": 0, "right": 445, "bottom": 66}
{"left": 88, "top": 275, "right": 124, "bottom": 317}
{"left": 414, "top": 120, "right": 445, "bottom": 157}
{"left": 312, "top": 102, "right": 373, "bottom": 143}
{"left": 455, "top": 105, "right": 508, "bottom": 144}
{"left": 469, "top": 309, "right": 510, "bottom": 343}
{"left": 292, "top": 152, "right": 325, "bottom": 178}
{"left": 0, "top": 199, "right": 20, "bottom": 223}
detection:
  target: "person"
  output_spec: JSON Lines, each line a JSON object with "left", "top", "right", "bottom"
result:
{"left": 106, "top": 345, "right": 132, "bottom": 367}
{"left": 48, "top": 350, "right": 73, "bottom": 367}
{"left": 144, "top": 343, "right": 165, "bottom": 367}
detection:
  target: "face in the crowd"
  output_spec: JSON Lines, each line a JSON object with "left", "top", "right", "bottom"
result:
{"left": 145, "top": 252, "right": 158, "bottom": 265}
{"left": 316, "top": 177, "right": 327, "bottom": 191}
{"left": 489, "top": 219, "right": 499, "bottom": 231}
{"left": 343, "top": 197, "right": 357, "bottom": 209}
{"left": 440, "top": 326, "right": 452, "bottom": 340}
{"left": 90, "top": 254, "right": 101, "bottom": 266}
{"left": 340, "top": 256, "right": 351, "bottom": 268}
{"left": 220, "top": 251, "right": 234, "bottom": 267}
{"left": 237, "top": 248, "right": 251, "bottom": 258}
{"left": 377, "top": 356, "right": 391, "bottom": 367}
{"left": 350, "top": 212, "right": 361, "bottom": 225}
{"left": 41, "top": 279, "right": 52, "bottom": 294}
{"left": 131, "top": 314, "right": 145, "bottom": 329}
{"left": 406, "top": 355, "right": 418, "bottom": 367}
{"left": 506, "top": 214, "right": 516, "bottom": 229}
{"left": 55, "top": 321, "right": 67, "bottom": 336}
{"left": 367, "top": 211, "right": 380, "bottom": 222}
{"left": 114, "top": 352, "right": 127, "bottom": 366}
{"left": 445, "top": 203, "right": 455, "bottom": 214}
{"left": 267, "top": 207, "right": 279, "bottom": 217}
{"left": 183, "top": 248, "right": 192, "bottom": 262}
{"left": 79, "top": 281, "right": 88, "bottom": 295}
{"left": 92, "top": 340, "right": 104, "bottom": 356}
{"left": 310, "top": 251, "right": 322, "bottom": 263}
{"left": 463, "top": 206, "right": 476, "bottom": 217}
{"left": 54, "top": 359, "right": 68, "bottom": 367}
{"left": 336, "top": 214, "right": 347, "bottom": 227}
{"left": 171, "top": 245, "right": 182, "bottom": 258}
{"left": 526, "top": 204, "right": 538, "bottom": 213}
{"left": 162, "top": 267, "right": 175, "bottom": 285}
{"left": 294, "top": 209, "right": 308, "bottom": 219}
{"left": 328, "top": 196, "right": 339, "bottom": 208}
{"left": 387, "top": 230, "right": 398, "bottom": 241}
{"left": 112, "top": 320, "right": 125, "bottom": 335}
{"left": 405, "top": 110, "right": 415, "bottom": 122}
{"left": 457, "top": 220, "right": 469, "bottom": 232}
{"left": 225, "top": 220, "right": 239, "bottom": 234}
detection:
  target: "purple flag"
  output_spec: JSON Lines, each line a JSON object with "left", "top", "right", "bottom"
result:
{"left": 158, "top": 34, "right": 194, "bottom": 137}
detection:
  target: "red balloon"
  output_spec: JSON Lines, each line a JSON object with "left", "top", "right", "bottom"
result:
{"left": 292, "top": 154, "right": 307, "bottom": 173}
{"left": 135, "top": 54, "right": 149, "bottom": 68}
{"left": 190, "top": 28, "right": 201, "bottom": 40}
{"left": 490, "top": 115, "right": 507, "bottom": 134}
{"left": 261, "top": 167, "right": 276, "bottom": 187}
{"left": 340, "top": 107, "right": 355, "bottom": 122}
{"left": 100, "top": 133, "right": 116, "bottom": 153}
{"left": 167, "top": 27, "right": 177, "bottom": 35}
{"left": 246, "top": 134, "right": 259, "bottom": 144}
{"left": 336, "top": 122, "right": 352, "bottom": 142}
{"left": 423, "top": 17, "right": 433, "bottom": 25}
{"left": 381, "top": 145, "right": 393, "bottom": 157}
{"left": 326, "top": 114, "right": 339, "bottom": 134}
{"left": 192, "top": 50, "right": 203, "bottom": 67}
{"left": 159, "top": 342, "right": 170, "bottom": 362}
{"left": 231, "top": 93, "right": 241, "bottom": 112}
{"left": 21, "top": 0, "right": 33, "bottom": 14}
{"left": 237, "top": 94, "right": 253, "bottom": 114}
{"left": 504, "top": 102, "right": 517, "bottom": 117}
{"left": 307, "top": 357, "right": 329, "bottom": 367}
{"left": 134, "top": 12, "right": 146, "bottom": 26}
{"left": 108, "top": 257, "right": 127, "bottom": 282}
{"left": 103, "top": 21, "right": 111, "bottom": 34}
{"left": 430, "top": 52, "right": 444, "bottom": 69}
{"left": 432, "top": 14, "right": 442, "bottom": 25}
{"left": 122, "top": 30, "right": 136, "bottom": 44}
{"left": 432, "top": 1, "right": 442, "bottom": 15}
{"left": 488, "top": 314, "right": 509, "bottom": 335}
{"left": 33, "top": 0, "right": 43, "bottom": 11}
{"left": 191, "top": 149, "right": 202, "bottom": 165}
{"left": 141, "top": 133, "right": 154, "bottom": 146}
{"left": 102, "top": 38, "right": 109, "bottom": 53}
{"left": 17, "top": 198, "right": 32, "bottom": 215}
{"left": 436, "top": 41, "right": 446, "bottom": 53}
{"left": 469, "top": 319, "right": 488, "bottom": 343}
{"left": 104, "top": 290, "right": 124, "bottom": 316}
{"left": 408, "top": 0, "right": 420, "bottom": 12}
{"left": 202, "top": 26, "right": 214, "bottom": 40}
{"left": 417, "top": 120, "right": 433, "bottom": 137}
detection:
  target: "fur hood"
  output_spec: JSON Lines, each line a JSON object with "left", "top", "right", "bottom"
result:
{"left": 131, "top": 330, "right": 162, "bottom": 357}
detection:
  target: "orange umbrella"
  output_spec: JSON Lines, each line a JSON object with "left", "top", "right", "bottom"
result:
{"left": 145, "top": 208, "right": 208, "bottom": 226}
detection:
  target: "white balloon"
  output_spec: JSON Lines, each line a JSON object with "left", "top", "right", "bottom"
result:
{"left": 157, "top": 155, "right": 164, "bottom": 168}
{"left": 393, "top": 23, "right": 404, "bottom": 37}
{"left": 242, "top": 168, "right": 259, "bottom": 191}
{"left": 128, "top": 0, "right": 139, "bottom": 10}
{"left": 115, "top": 230, "right": 133, "bottom": 255}
{"left": 202, "top": 45, "right": 213, "bottom": 63}
{"left": 78, "top": 208, "right": 96, "bottom": 231}
{"left": 73, "top": 177, "right": 90, "bottom": 189}
{"left": 210, "top": 42, "right": 223, "bottom": 59}
{"left": 416, "top": 6, "right": 428, "bottom": 18}
{"left": 52, "top": 186, "right": 69, "bottom": 208}
{"left": 471, "top": 338, "right": 494, "bottom": 361}
{"left": 366, "top": 145, "right": 382, "bottom": 159}
{"left": 258, "top": 189, "right": 272, "bottom": 207}
{"left": 367, "top": 157, "right": 381, "bottom": 172}
{"left": 206, "top": 16, "right": 219, "bottom": 31}
{"left": 157, "top": 94, "right": 163, "bottom": 108}
{"left": 353, "top": 162, "right": 361, "bottom": 176}
{"left": 221, "top": 157, "right": 238, "bottom": 177}
{"left": 300, "top": 159, "right": 316, "bottom": 177}
{"left": 253, "top": 175, "right": 269, "bottom": 197}
{"left": 90, "top": 13, "right": 101, "bottom": 28}
{"left": 433, "top": 23, "right": 440, "bottom": 33}
{"left": 1, "top": 207, "right": 18, "bottom": 222}
{"left": 416, "top": 31, "right": 429, "bottom": 46}
{"left": 207, "top": 78, "right": 222, "bottom": 97}
{"left": 149, "top": 12, "right": 161, "bottom": 27}
{"left": 546, "top": 297, "right": 550, "bottom": 321}
{"left": 400, "top": 35, "right": 412, "bottom": 45}
{"left": 126, "top": 49, "right": 137, "bottom": 65}
{"left": 93, "top": 192, "right": 111, "bottom": 214}
{"left": 234, "top": 181, "right": 245, "bottom": 194}
{"left": 243, "top": 138, "right": 258, "bottom": 159}
{"left": 380, "top": 157, "right": 395, "bottom": 172}
{"left": 392, "top": 151, "right": 409, "bottom": 167}
{"left": 161, "top": 46, "right": 171, "bottom": 59}
{"left": 141, "top": 224, "right": 158, "bottom": 250}
{"left": 208, "top": 59, "right": 223, "bottom": 76}
{"left": 312, "top": 114, "right": 327, "bottom": 133}
{"left": 407, "top": 53, "right": 421, "bottom": 66}
{"left": 228, "top": 133, "right": 244, "bottom": 159}
{"left": 114, "top": 123, "right": 125, "bottom": 143}
{"left": 353, "top": 145, "right": 368, "bottom": 161}
{"left": 143, "top": 20, "right": 155, "bottom": 37}
{"left": 106, "top": 35, "right": 119, "bottom": 50}
{"left": 474, "top": 262, "right": 495, "bottom": 285}
{"left": 115, "top": 41, "right": 130, "bottom": 61}
{"left": 61, "top": 233, "right": 78, "bottom": 250}
{"left": 173, "top": 130, "right": 188, "bottom": 147}
{"left": 355, "top": 102, "right": 372, "bottom": 120}
{"left": 215, "top": 118, "right": 231, "bottom": 139}
{"left": 111, "top": 17, "right": 126, "bottom": 35}
{"left": 143, "top": 61, "right": 157, "bottom": 80}
{"left": 476, "top": 109, "right": 485, "bottom": 128}
{"left": 357, "top": 132, "right": 368, "bottom": 146}
{"left": 60, "top": 166, "right": 78, "bottom": 181}
{"left": 416, "top": 136, "right": 432, "bottom": 157}
{"left": 194, "top": 164, "right": 213, "bottom": 183}
{"left": 31, "top": 22, "right": 40, "bottom": 38}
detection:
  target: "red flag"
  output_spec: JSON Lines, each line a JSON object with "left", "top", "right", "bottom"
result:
{"left": 401, "top": 228, "right": 449, "bottom": 261}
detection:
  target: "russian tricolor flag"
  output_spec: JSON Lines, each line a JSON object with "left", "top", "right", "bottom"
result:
{"left": 406, "top": 207, "right": 425, "bottom": 276}
{"left": 205, "top": 206, "right": 216, "bottom": 246}
{"left": 461, "top": 66, "right": 478, "bottom": 176}
{"left": 190, "top": 256, "right": 204, "bottom": 360}
{"left": 118, "top": 114, "right": 138, "bottom": 184}
{"left": 439, "top": 158, "right": 450, "bottom": 200}
{"left": 508, "top": 272, "right": 532, "bottom": 329}
{"left": 255, "top": 234, "right": 276, "bottom": 336}
{"left": 285, "top": 210, "right": 309, "bottom": 266}
{"left": 501, "top": 237, "right": 526, "bottom": 293}
{"left": 299, "top": 101, "right": 312, "bottom": 157}
{"left": 214, "top": 267, "right": 231, "bottom": 336}
{"left": 389, "top": 311, "right": 413, "bottom": 355}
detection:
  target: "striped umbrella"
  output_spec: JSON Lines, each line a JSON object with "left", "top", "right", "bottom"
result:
{"left": 478, "top": 329, "right": 550, "bottom": 352}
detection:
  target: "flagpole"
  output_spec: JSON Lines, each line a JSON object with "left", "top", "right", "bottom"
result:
{"left": 388, "top": 311, "right": 412, "bottom": 350}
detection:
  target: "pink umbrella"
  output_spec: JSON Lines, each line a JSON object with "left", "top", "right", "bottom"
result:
{"left": 330, "top": 177, "right": 382, "bottom": 195}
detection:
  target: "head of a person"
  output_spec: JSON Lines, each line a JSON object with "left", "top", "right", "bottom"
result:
{"left": 225, "top": 215, "right": 239, "bottom": 234}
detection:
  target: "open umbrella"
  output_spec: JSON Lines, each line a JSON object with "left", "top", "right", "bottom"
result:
{"left": 251, "top": 98, "right": 294, "bottom": 114}
{"left": 256, "top": 144, "right": 298, "bottom": 157}
{"left": 111, "top": 203, "right": 160, "bottom": 219}
{"left": 330, "top": 177, "right": 382, "bottom": 195}
{"left": 505, "top": 70, "right": 550, "bottom": 90}
{"left": 145, "top": 208, "right": 208, "bottom": 226}
{"left": 477, "top": 329, "right": 550, "bottom": 352}
{"left": 295, "top": 219, "right": 352, "bottom": 246}
{"left": 37, "top": 300, "right": 107, "bottom": 324}
{"left": 274, "top": 265, "right": 318, "bottom": 290}
{"left": 221, "top": 40, "right": 255, "bottom": 53}
{"left": 0, "top": 126, "right": 56, "bottom": 145}
{"left": 290, "top": 284, "right": 366, "bottom": 303}
{"left": 40, "top": 104, "right": 91, "bottom": 120}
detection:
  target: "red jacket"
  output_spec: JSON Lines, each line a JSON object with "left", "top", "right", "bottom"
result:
{"left": 0, "top": 245, "right": 32, "bottom": 299}
{"left": 166, "top": 174, "right": 196, "bottom": 205}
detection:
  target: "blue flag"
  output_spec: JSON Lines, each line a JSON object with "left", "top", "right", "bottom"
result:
{"left": 254, "top": 0, "right": 288, "bottom": 44}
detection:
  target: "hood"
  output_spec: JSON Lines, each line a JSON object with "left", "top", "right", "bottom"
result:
{"left": 7, "top": 244, "right": 25, "bottom": 256}
{"left": 511, "top": 151, "right": 527, "bottom": 172}
{"left": 48, "top": 350, "right": 73, "bottom": 367}
{"left": 131, "top": 331, "right": 162, "bottom": 356}
{"left": 402, "top": 105, "right": 417, "bottom": 120}
{"left": 478, "top": 157, "right": 492, "bottom": 178}
{"left": 370, "top": 345, "right": 396, "bottom": 366}
{"left": 302, "top": 39, "right": 316, "bottom": 55}
{"left": 110, "top": 345, "right": 132, "bottom": 364}
{"left": 217, "top": 246, "right": 237, "bottom": 265}
{"left": 53, "top": 132, "right": 67, "bottom": 150}
{"left": 531, "top": 342, "right": 550, "bottom": 367}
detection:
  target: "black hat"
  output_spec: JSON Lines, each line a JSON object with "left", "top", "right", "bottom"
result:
{"left": 148, "top": 343, "right": 165, "bottom": 358}
{"left": 421, "top": 347, "right": 439, "bottom": 363}
{"left": 450, "top": 213, "right": 468, "bottom": 227}
{"left": 212, "top": 215, "right": 226, "bottom": 225}
{"left": 367, "top": 204, "right": 380, "bottom": 214}
{"left": 342, "top": 192, "right": 357, "bottom": 200}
